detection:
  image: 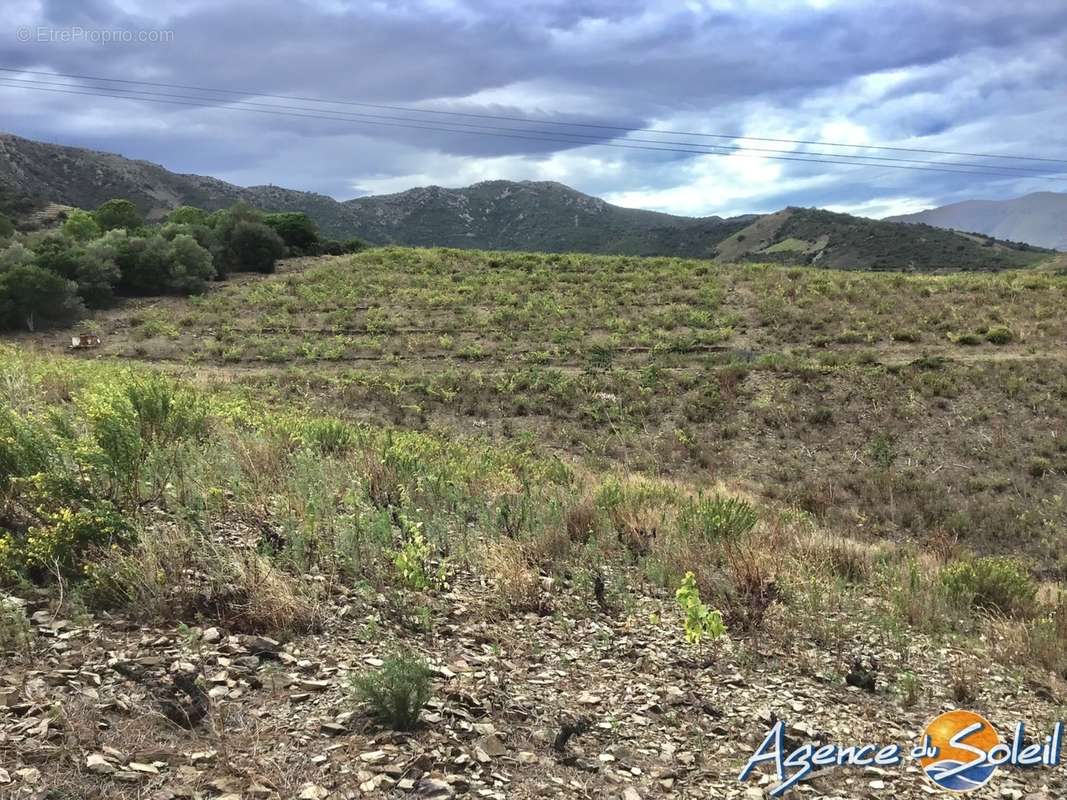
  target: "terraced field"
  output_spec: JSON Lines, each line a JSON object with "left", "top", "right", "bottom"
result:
{"left": 23, "top": 247, "right": 1067, "bottom": 568}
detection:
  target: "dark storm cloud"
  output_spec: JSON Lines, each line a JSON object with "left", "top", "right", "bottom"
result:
{"left": 2, "top": 0, "right": 1065, "bottom": 213}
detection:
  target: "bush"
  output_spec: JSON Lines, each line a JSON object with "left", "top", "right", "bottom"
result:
{"left": 940, "top": 556, "right": 1037, "bottom": 617}
{"left": 350, "top": 650, "right": 433, "bottom": 730}
{"left": 94, "top": 199, "right": 143, "bottom": 232}
{"left": 167, "top": 234, "right": 216, "bottom": 293}
{"left": 81, "top": 374, "right": 208, "bottom": 505}
{"left": 985, "top": 325, "right": 1014, "bottom": 345}
{"left": 0, "top": 406, "right": 55, "bottom": 488}
{"left": 676, "top": 571, "right": 726, "bottom": 645}
{"left": 0, "top": 242, "right": 36, "bottom": 272}
{"left": 0, "top": 213, "right": 14, "bottom": 240}
{"left": 678, "top": 494, "right": 758, "bottom": 542}
{"left": 0, "top": 596, "right": 32, "bottom": 651}
{"left": 316, "top": 238, "right": 367, "bottom": 256}
{"left": 22, "top": 501, "right": 129, "bottom": 574}
{"left": 302, "top": 418, "right": 355, "bottom": 455}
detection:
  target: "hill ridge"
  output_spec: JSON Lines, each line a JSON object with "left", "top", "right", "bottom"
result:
{"left": 0, "top": 131, "right": 1052, "bottom": 268}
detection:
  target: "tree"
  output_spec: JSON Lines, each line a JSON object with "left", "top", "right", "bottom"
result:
{"left": 93, "top": 199, "right": 143, "bottom": 232}
{"left": 160, "top": 221, "right": 215, "bottom": 252}
{"left": 0, "top": 264, "right": 83, "bottom": 331}
{"left": 114, "top": 233, "right": 214, "bottom": 295}
{"left": 166, "top": 206, "right": 209, "bottom": 226}
{"left": 0, "top": 243, "right": 36, "bottom": 271}
{"left": 74, "top": 238, "right": 123, "bottom": 307}
{"left": 167, "top": 234, "right": 215, "bottom": 293}
{"left": 225, "top": 221, "right": 285, "bottom": 274}
{"left": 264, "top": 212, "right": 319, "bottom": 253}
{"left": 0, "top": 213, "right": 13, "bottom": 240}
{"left": 31, "top": 233, "right": 81, "bottom": 279}
{"left": 208, "top": 202, "right": 265, "bottom": 277}
{"left": 114, "top": 235, "right": 170, "bottom": 294}
{"left": 62, "top": 210, "right": 101, "bottom": 242}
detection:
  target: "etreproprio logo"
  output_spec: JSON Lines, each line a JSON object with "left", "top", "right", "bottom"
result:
{"left": 740, "top": 710, "right": 1064, "bottom": 796}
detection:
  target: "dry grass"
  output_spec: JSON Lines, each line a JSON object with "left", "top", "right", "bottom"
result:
{"left": 483, "top": 539, "right": 544, "bottom": 614}
{"left": 87, "top": 522, "right": 323, "bottom": 634}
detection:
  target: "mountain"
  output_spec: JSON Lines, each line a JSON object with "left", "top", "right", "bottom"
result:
{"left": 712, "top": 207, "right": 1049, "bottom": 271}
{"left": 339, "top": 180, "right": 754, "bottom": 256}
{"left": 886, "top": 192, "right": 1067, "bottom": 250}
{"left": 0, "top": 132, "right": 1053, "bottom": 268}
{"left": 0, "top": 133, "right": 358, "bottom": 237}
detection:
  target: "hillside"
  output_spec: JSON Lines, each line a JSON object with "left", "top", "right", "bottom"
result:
{"left": 887, "top": 192, "right": 1067, "bottom": 250}
{"left": 0, "top": 133, "right": 357, "bottom": 236}
{"left": 713, "top": 207, "right": 1050, "bottom": 270}
{"left": 3, "top": 251, "right": 1067, "bottom": 798}
{"left": 0, "top": 132, "right": 1053, "bottom": 268}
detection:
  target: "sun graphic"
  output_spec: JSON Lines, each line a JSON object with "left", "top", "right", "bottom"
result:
{"left": 921, "top": 710, "right": 1000, "bottom": 792}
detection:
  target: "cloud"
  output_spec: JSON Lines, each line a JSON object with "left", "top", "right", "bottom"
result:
{"left": 1, "top": 0, "right": 1064, "bottom": 216}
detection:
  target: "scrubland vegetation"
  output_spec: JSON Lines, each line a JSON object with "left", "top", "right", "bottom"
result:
{"left": 0, "top": 197, "right": 364, "bottom": 331}
{"left": 2, "top": 246, "right": 1066, "bottom": 797}
{"left": 1, "top": 342, "right": 1063, "bottom": 668}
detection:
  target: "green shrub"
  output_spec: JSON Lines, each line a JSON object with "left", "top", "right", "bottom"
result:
{"left": 165, "top": 206, "right": 209, "bottom": 226}
{"left": 940, "top": 556, "right": 1037, "bottom": 617}
{"left": 115, "top": 233, "right": 215, "bottom": 295}
{"left": 1028, "top": 457, "right": 1052, "bottom": 478}
{"left": 0, "top": 213, "right": 14, "bottom": 240}
{"left": 302, "top": 418, "right": 356, "bottom": 455}
{"left": 954, "top": 333, "right": 983, "bottom": 346}
{"left": 678, "top": 494, "right": 758, "bottom": 542}
{"left": 350, "top": 649, "right": 433, "bottom": 730}
{"left": 985, "top": 325, "right": 1013, "bottom": 345}
{"left": 22, "top": 501, "right": 129, "bottom": 574}
{"left": 0, "top": 406, "right": 55, "bottom": 488}
{"left": 62, "top": 209, "right": 102, "bottom": 242}
{"left": 82, "top": 374, "right": 207, "bottom": 505}
{"left": 0, "top": 595, "right": 31, "bottom": 651}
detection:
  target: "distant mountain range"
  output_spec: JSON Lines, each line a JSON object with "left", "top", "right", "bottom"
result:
{"left": 0, "top": 132, "right": 1053, "bottom": 270}
{"left": 887, "top": 192, "right": 1067, "bottom": 251}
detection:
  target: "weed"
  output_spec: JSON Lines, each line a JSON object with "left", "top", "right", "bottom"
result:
{"left": 897, "top": 670, "right": 921, "bottom": 707}
{"left": 675, "top": 571, "right": 726, "bottom": 646}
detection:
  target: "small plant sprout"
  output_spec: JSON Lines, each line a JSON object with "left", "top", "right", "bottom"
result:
{"left": 675, "top": 571, "right": 726, "bottom": 646}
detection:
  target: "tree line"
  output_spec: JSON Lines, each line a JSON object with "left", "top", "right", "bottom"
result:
{"left": 0, "top": 200, "right": 365, "bottom": 331}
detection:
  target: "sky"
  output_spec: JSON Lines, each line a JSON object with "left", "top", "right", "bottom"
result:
{"left": 2, "top": 0, "right": 1066, "bottom": 219}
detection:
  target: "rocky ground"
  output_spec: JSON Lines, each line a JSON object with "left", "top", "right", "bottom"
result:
{"left": 1, "top": 573, "right": 1063, "bottom": 800}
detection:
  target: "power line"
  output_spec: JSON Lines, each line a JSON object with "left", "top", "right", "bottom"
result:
{"left": 3, "top": 75, "right": 1058, "bottom": 176}
{"left": 2, "top": 80, "right": 1063, "bottom": 182}
{"left": 3, "top": 65, "right": 1065, "bottom": 167}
